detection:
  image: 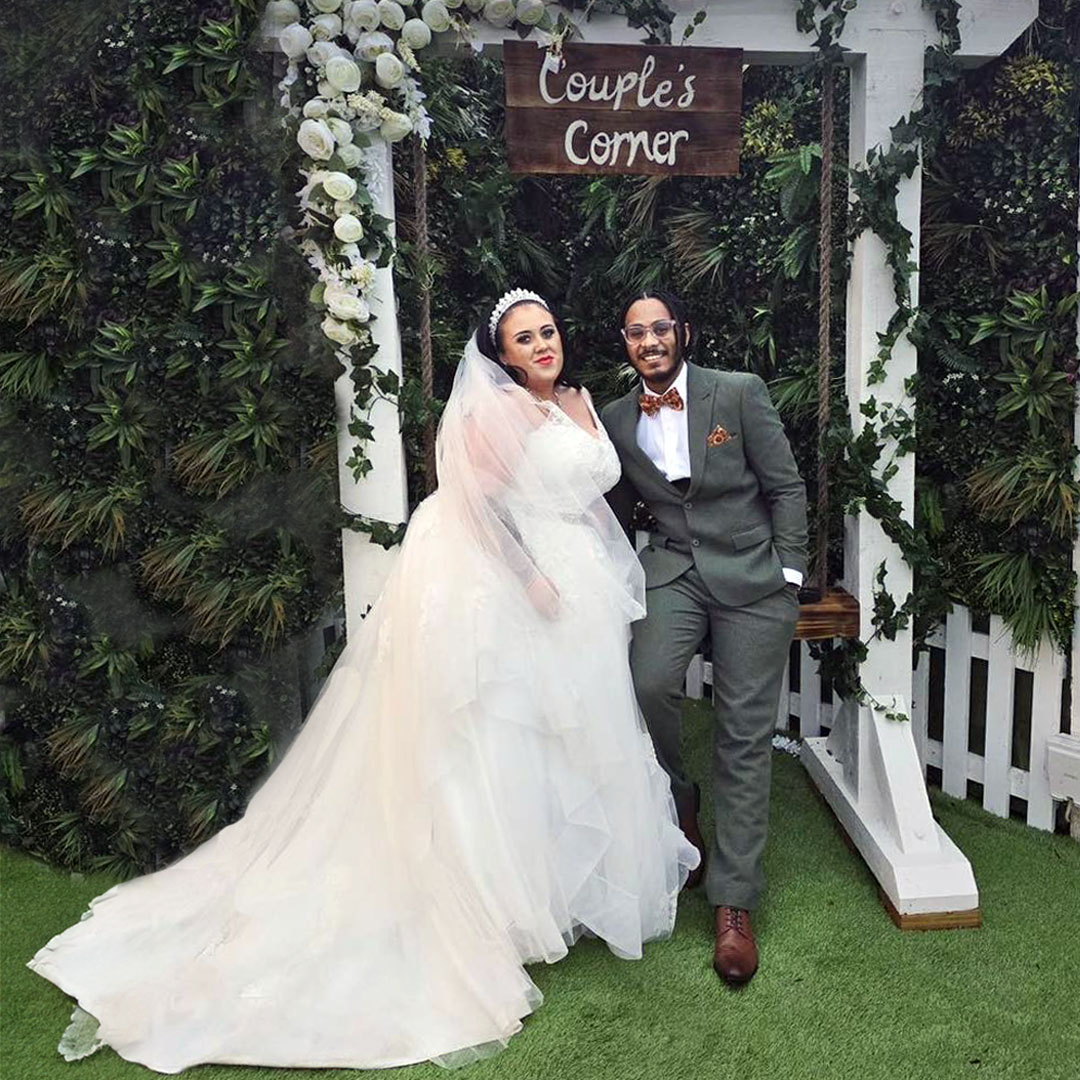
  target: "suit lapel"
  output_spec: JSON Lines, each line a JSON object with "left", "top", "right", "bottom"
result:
{"left": 686, "top": 363, "right": 716, "bottom": 498}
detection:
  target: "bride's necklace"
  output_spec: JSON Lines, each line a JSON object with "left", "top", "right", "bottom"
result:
{"left": 529, "top": 385, "right": 562, "bottom": 411}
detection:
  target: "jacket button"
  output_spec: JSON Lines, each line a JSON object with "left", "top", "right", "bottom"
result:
{"left": 692, "top": 539, "right": 701, "bottom": 547}
{"left": 684, "top": 501, "right": 693, "bottom": 510}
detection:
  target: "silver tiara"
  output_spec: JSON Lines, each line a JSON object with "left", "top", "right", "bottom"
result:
{"left": 488, "top": 289, "right": 547, "bottom": 340}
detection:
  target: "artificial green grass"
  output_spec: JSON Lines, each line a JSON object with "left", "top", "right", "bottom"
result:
{"left": 4, "top": 701, "right": 1080, "bottom": 1080}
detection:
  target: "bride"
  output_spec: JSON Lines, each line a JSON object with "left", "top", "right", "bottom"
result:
{"left": 29, "top": 289, "right": 699, "bottom": 1073}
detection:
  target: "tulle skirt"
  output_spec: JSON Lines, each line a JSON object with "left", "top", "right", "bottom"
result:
{"left": 28, "top": 493, "right": 698, "bottom": 1073}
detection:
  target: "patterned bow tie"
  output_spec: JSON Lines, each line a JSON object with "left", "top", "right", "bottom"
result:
{"left": 639, "top": 386, "right": 684, "bottom": 418}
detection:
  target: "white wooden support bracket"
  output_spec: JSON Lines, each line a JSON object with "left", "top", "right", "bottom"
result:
{"left": 802, "top": 699, "right": 981, "bottom": 929}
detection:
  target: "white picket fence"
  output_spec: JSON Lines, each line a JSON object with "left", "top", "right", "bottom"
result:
{"left": 685, "top": 603, "right": 1070, "bottom": 831}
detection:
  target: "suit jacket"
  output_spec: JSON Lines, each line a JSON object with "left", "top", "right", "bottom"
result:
{"left": 601, "top": 363, "right": 808, "bottom": 607}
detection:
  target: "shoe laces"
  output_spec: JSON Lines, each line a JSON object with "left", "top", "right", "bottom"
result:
{"left": 720, "top": 906, "right": 749, "bottom": 937}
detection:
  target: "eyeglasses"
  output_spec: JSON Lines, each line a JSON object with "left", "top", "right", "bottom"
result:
{"left": 621, "top": 319, "right": 677, "bottom": 343}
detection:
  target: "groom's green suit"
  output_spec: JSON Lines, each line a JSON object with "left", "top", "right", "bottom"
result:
{"left": 602, "top": 362, "right": 808, "bottom": 910}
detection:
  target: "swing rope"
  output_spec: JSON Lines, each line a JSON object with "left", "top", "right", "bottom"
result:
{"left": 816, "top": 63, "right": 834, "bottom": 598}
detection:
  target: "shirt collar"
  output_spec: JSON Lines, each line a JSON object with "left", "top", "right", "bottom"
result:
{"left": 641, "top": 361, "right": 688, "bottom": 400}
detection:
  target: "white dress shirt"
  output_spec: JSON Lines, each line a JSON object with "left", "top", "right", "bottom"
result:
{"left": 635, "top": 363, "right": 803, "bottom": 588}
{"left": 635, "top": 363, "right": 691, "bottom": 482}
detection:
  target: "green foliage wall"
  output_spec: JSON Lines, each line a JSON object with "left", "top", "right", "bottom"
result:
{"left": 0, "top": 1, "right": 342, "bottom": 876}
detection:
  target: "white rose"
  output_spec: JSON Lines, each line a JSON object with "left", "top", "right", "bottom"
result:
{"left": 346, "top": 0, "right": 381, "bottom": 29}
{"left": 323, "top": 171, "right": 359, "bottom": 200}
{"left": 297, "top": 118, "right": 336, "bottom": 160}
{"left": 306, "top": 41, "right": 339, "bottom": 67}
{"left": 311, "top": 12, "right": 342, "bottom": 38}
{"left": 515, "top": 0, "right": 545, "bottom": 24}
{"left": 333, "top": 213, "right": 366, "bottom": 242}
{"left": 326, "top": 117, "right": 354, "bottom": 145}
{"left": 463, "top": 0, "right": 485, "bottom": 12}
{"left": 322, "top": 316, "right": 361, "bottom": 346}
{"left": 354, "top": 30, "right": 395, "bottom": 61}
{"left": 421, "top": 0, "right": 452, "bottom": 29}
{"left": 400, "top": 17, "right": 432, "bottom": 48}
{"left": 302, "top": 96, "right": 331, "bottom": 119}
{"left": 337, "top": 142, "right": 364, "bottom": 167}
{"left": 483, "top": 0, "right": 514, "bottom": 25}
{"left": 375, "top": 52, "right": 405, "bottom": 88}
{"left": 263, "top": 0, "right": 301, "bottom": 31}
{"left": 379, "top": 110, "right": 412, "bottom": 142}
{"left": 377, "top": 0, "right": 406, "bottom": 29}
{"left": 279, "top": 22, "right": 313, "bottom": 59}
{"left": 325, "top": 285, "right": 371, "bottom": 322}
{"left": 312, "top": 0, "right": 343, "bottom": 11}
{"left": 325, "top": 54, "right": 363, "bottom": 92}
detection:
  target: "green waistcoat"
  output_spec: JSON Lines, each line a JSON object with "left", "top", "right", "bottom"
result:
{"left": 601, "top": 362, "right": 808, "bottom": 608}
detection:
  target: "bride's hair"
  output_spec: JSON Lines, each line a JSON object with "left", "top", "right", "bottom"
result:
{"left": 475, "top": 296, "right": 580, "bottom": 390}
{"left": 618, "top": 288, "right": 694, "bottom": 363}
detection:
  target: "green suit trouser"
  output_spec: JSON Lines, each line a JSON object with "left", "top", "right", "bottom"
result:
{"left": 630, "top": 566, "right": 799, "bottom": 910}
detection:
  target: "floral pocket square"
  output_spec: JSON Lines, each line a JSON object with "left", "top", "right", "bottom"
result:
{"left": 707, "top": 425, "right": 737, "bottom": 447}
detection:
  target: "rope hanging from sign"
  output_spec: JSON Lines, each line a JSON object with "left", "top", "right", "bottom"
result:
{"left": 413, "top": 134, "right": 437, "bottom": 494}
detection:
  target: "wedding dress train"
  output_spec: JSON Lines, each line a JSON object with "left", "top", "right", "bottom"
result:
{"left": 29, "top": 341, "right": 698, "bottom": 1073}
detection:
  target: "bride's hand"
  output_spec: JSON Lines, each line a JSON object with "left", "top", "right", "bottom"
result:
{"left": 525, "top": 575, "right": 561, "bottom": 620}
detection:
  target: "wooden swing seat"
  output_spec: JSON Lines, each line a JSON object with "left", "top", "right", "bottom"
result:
{"left": 794, "top": 586, "right": 860, "bottom": 641}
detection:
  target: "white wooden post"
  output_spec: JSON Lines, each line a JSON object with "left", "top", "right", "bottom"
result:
{"left": 984, "top": 616, "right": 1017, "bottom": 817}
{"left": 337, "top": 140, "right": 409, "bottom": 630}
{"left": 942, "top": 607, "right": 973, "bottom": 798}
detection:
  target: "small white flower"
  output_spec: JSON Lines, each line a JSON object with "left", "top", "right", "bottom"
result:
{"left": 334, "top": 198, "right": 359, "bottom": 216}
{"left": 380, "top": 110, "right": 412, "bottom": 142}
{"left": 337, "top": 141, "right": 364, "bottom": 167}
{"left": 323, "top": 170, "right": 358, "bottom": 199}
{"left": 263, "top": 0, "right": 302, "bottom": 31}
{"left": 303, "top": 96, "right": 331, "bottom": 118}
{"left": 515, "top": 0, "right": 545, "bottom": 24}
{"left": 326, "top": 117, "right": 355, "bottom": 145}
{"left": 346, "top": 0, "right": 381, "bottom": 30}
{"left": 279, "top": 22, "right": 313, "bottom": 59}
{"left": 325, "top": 285, "right": 371, "bottom": 322}
{"left": 322, "top": 315, "right": 361, "bottom": 346}
{"left": 378, "top": 0, "right": 406, "bottom": 28}
{"left": 326, "top": 53, "right": 363, "bottom": 92}
{"left": 312, "top": 12, "right": 343, "bottom": 37}
{"left": 354, "top": 30, "right": 395, "bottom": 60}
{"left": 400, "top": 17, "right": 432, "bottom": 48}
{"left": 375, "top": 51, "right": 405, "bottom": 88}
{"left": 483, "top": 0, "right": 514, "bottom": 24}
{"left": 333, "top": 213, "right": 366, "bottom": 242}
{"left": 311, "top": 0, "right": 343, "bottom": 11}
{"left": 421, "top": 0, "right": 452, "bottom": 29}
{"left": 297, "top": 117, "right": 336, "bottom": 160}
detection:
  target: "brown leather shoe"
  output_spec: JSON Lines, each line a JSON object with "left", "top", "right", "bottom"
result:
{"left": 680, "top": 783, "right": 706, "bottom": 890}
{"left": 713, "top": 906, "right": 758, "bottom": 986}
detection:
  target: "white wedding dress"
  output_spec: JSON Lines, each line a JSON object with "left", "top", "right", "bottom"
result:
{"left": 29, "top": 343, "right": 698, "bottom": 1074}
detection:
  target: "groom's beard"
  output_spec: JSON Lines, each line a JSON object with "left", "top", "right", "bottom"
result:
{"left": 635, "top": 343, "right": 683, "bottom": 393}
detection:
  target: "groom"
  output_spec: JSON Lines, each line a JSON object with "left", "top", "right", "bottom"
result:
{"left": 601, "top": 290, "right": 807, "bottom": 987}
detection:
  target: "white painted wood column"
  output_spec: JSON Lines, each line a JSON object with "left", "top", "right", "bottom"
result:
{"left": 800, "top": 31, "right": 981, "bottom": 921}
{"left": 337, "top": 139, "right": 409, "bottom": 632}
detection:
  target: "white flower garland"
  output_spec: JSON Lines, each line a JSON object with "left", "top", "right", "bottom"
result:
{"left": 263, "top": 0, "right": 557, "bottom": 351}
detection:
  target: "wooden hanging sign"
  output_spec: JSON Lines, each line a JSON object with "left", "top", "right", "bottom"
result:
{"left": 503, "top": 41, "right": 742, "bottom": 177}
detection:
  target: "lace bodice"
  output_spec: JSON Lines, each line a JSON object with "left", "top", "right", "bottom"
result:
{"left": 514, "top": 395, "right": 621, "bottom": 512}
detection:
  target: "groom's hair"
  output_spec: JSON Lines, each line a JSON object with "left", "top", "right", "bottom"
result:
{"left": 618, "top": 289, "right": 694, "bottom": 362}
